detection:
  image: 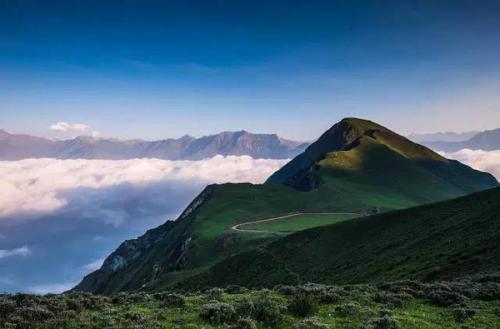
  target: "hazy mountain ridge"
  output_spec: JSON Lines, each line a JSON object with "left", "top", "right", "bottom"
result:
{"left": 420, "top": 128, "right": 500, "bottom": 152}
{"left": 0, "top": 129, "right": 308, "bottom": 160}
{"left": 408, "top": 131, "right": 479, "bottom": 143}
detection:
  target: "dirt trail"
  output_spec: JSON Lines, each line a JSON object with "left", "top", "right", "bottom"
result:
{"left": 230, "top": 212, "right": 360, "bottom": 234}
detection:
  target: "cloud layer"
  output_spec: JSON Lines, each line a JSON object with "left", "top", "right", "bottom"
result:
{"left": 441, "top": 149, "right": 500, "bottom": 180}
{"left": 0, "top": 156, "right": 287, "bottom": 293}
{"left": 0, "top": 156, "right": 288, "bottom": 219}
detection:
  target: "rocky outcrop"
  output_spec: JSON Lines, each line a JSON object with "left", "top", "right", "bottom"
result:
{"left": 72, "top": 186, "right": 214, "bottom": 293}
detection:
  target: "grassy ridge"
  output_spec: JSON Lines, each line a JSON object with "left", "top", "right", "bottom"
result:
{"left": 179, "top": 187, "right": 500, "bottom": 289}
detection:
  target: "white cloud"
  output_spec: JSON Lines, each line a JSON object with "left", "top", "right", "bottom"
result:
{"left": 28, "top": 282, "right": 76, "bottom": 295}
{"left": 440, "top": 149, "right": 500, "bottom": 180}
{"left": 0, "top": 156, "right": 288, "bottom": 219}
{"left": 0, "top": 245, "right": 30, "bottom": 259}
{"left": 82, "top": 258, "right": 104, "bottom": 272}
{"left": 49, "top": 122, "right": 90, "bottom": 133}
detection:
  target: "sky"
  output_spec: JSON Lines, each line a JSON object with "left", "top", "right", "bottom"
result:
{"left": 1, "top": 0, "right": 500, "bottom": 140}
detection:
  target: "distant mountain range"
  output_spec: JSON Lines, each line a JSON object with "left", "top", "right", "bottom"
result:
{"left": 408, "top": 131, "right": 479, "bottom": 143}
{"left": 74, "top": 118, "right": 498, "bottom": 294}
{"left": 0, "top": 129, "right": 309, "bottom": 160}
{"left": 418, "top": 128, "right": 500, "bottom": 152}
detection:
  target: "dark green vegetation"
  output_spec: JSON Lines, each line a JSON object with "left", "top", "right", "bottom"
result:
{"left": 3, "top": 278, "right": 500, "bottom": 328}
{"left": 74, "top": 118, "right": 497, "bottom": 294}
{"left": 182, "top": 187, "right": 500, "bottom": 289}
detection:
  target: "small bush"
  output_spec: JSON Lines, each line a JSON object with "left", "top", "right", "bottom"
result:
{"left": 225, "top": 285, "right": 248, "bottom": 294}
{"left": 373, "top": 292, "right": 412, "bottom": 308}
{"left": 274, "top": 285, "right": 299, "bottom": 296}
{"left": 428, "top": 290, "right": 467, "bottom": 306}
{"left": 452, "top": 307, "right": 475, "bottom": 323}
{"left": 288, "top": 294, "right": 319, "bottom": 317}
{"left": 253, "top": 296, "right": 283, "bottom": 326}
{"left": 318, "top": 289, "right": 341, "bottom": 304}
{"left": 294, "top": 317, "right": 329, "bottom": 329}
{"left": 206, "top": 287, "right": 224, "bottom": 301}
{"left": 124, "top": 310, "right": 147, "bottom": 323}
{"left": 234, "top": 298, "right": 255, "bottom": 318}
{"left": 361, "top": 315, "right": 401, "bottom": 329}
{"left": 155, "top": 293, "right": 186, "bottom": 308}
{"left": 0, "top": 297, "right": 16, "bottom": 318}
{"left": 335, "top": 302, "right": 361, "bottom": 316}
{"left": 231, "top": 317, "right": 258, "bottom": 329}
{"left": 14, "top": 305, "right": 54, "bottom": 322}
{"left": 199, "top": 302, "right": 236, "bottom": 325}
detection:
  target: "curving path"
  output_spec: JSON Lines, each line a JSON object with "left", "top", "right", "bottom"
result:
{"left": 230, "top": 212, "right": 361, "bottom": 234}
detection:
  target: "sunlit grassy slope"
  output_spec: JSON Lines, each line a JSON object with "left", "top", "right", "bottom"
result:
{"left": 240, "top": 213, "right": 357, "bottom": 234}
{"left": 180, "top": 187, "right": 500, "bottom": 289}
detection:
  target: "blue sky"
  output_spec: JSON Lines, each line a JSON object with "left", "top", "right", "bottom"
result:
{"left": 1, "top": 0, "right": 499, "bottom": 140}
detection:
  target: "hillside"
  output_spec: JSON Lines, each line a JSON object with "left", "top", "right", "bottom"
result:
{"left": 0, "top": 129, "right": 308, "bottom": 160}
{"left": 73, "top": 118, "right": 498, "bottom": 294}
{"left": 266, "top": 118, "right": 495, "bottom": 194}
{"left": 180, "top": 186, "right": 500, "bottom": 289}
{"left": 422, "top": 128, "right": 500, "bottom": 152}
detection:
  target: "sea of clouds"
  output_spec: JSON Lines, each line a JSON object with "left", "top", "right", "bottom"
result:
{"left": 0, "top": 150, "right": 498, "bottom": 294}
{"left": 0, "top": 156, "right": 287, "bottom": 294}
{"left": 440, "top": 149, "right": 500, "bottom": 180}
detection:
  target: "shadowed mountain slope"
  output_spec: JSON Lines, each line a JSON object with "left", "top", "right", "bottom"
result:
{"left": 180, "top": 186, "right": 500, "bottom": 289}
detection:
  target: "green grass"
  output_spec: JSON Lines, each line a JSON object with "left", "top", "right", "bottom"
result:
{"left": 241, "top": 213, "right": 358, "bottom": 234}
{"left": 5, "top": 279, "right": 500, "bottom": 329}
{"left": 180, "top": 187, "right": 500, "bottom": 289}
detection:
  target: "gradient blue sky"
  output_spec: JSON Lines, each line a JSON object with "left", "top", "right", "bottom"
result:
{"left": 1, "top": 0, "right": 499, "bottom": 140}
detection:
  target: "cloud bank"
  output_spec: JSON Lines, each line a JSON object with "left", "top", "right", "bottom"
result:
{"left": 48, "top": 121, "right": 99, "bottom": 138}
{"left": 440, "top": 149, "right": 500, "bottom": 180}
{"left": 0, "top": 156, "right": 288, "bottom": 219}
{"left": 0, "top": 156, "right": 287, "bottom": 293}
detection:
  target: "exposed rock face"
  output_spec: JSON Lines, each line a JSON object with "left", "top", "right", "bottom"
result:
{"left": 0, "top": 129, "right": 308, "bottom": 160}
{"left": 72, "top": 185, "right": 214, "bottom": 294}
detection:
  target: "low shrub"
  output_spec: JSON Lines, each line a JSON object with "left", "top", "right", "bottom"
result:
{"left": 231, "top": 317, "right": 258, "bottom": 329}
{"left": 288, "top": 294, "right": 319, "bottom": 317}
{"left": 225, "top": 285, "right": 248, "bottom": 294}
{"left": 335, "top": 302, "right": 361, "bottom": 316}
{"left": 155, "top": 293, "right": 186, "bottom": 308}
{"left": 14, "top": 305, "right": 54, "bottom": 322}
{"left": 360, "top": 315, "right": 401, "bottom": 329}
{"left": 124, "top": 310, "right": 147, "bottom": 323}
{"left": 373, "top": 292, "right": 412, "bottom": 308}
{"left": 0, "top": 297, "right": 15, "bottom": 318}
{"left": 452, "top": 307, "right": 476, "bottom": 323}
{"left": 428, "top": 290, "right": 467, "bottom": 306}
{"left": 234, "top": 298, "right": 255, "bottom": 318}
{"left": 206, "top": 287, "right": 224, "bottom": 301}
{"left": 199, "top": 302, "right": 236, "bottom": 325}
{"left": 293, "top": 317, "right": 329, "bottom": 329}
{"left": 274, "top": 285, "right": 299, "bottom": 296}
{"left": 252, "top": 296, "right": 283, "bottom": 326}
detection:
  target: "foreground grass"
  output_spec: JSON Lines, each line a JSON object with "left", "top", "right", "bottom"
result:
{"left": 2, "top": 277, "right": 499, "bottom": 328}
